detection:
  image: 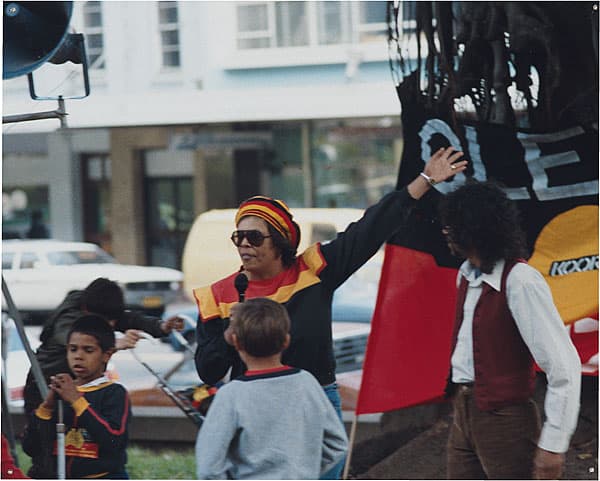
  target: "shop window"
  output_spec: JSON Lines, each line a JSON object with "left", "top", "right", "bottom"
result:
{"left": 82, "top": 155, "right": 112, "bottom": 253}
{"left": 269, "top": 124, "right": 304, "bottom": 207}
{"left": 2, "top": 187, "right": 50, "bottom": 239}
{"left": 311, "top": 118, "right": 402, "bottom": 208}
{"left": 145, "top": 178, "right": 194, "bottom": 269}
{"left": 144, "top": 149, "right": 194, "bottom": 269}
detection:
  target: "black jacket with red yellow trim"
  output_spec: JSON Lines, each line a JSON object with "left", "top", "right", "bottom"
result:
{"left": 22, "top": 380, "right": 131, "bottom": 479}
{"left": 194, "top": 189, "right": 418, "bottom": 386}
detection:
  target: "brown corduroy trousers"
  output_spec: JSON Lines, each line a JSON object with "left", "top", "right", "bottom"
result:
{"left": 447, "top": 384, "right": 542, "bottom": 479}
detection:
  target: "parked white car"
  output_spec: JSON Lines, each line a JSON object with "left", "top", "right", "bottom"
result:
{"left": 2, "top": 240, "right": 184, "bottom": 323}
{"left": 1, "top": 313, "right": 33, "bottom": 407}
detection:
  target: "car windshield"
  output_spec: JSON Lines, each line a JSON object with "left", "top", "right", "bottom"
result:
{"left": 47, "top": 249, "right": 117, "bottom": 266}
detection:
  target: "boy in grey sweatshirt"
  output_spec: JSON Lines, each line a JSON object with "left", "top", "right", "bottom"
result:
{"left": 195, "top": 297, "right": 348, "bottom": 479}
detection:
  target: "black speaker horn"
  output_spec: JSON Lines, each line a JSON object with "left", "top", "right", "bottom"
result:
{"left": 3, "top": 1, "right": 73, "bottom": 80}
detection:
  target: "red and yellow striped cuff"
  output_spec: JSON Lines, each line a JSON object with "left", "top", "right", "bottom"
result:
{"left": 35, "top": 405, "right": 53, "bottom": 420}
{"left": 71, "top": 396, "right": 90, "bottom": 416}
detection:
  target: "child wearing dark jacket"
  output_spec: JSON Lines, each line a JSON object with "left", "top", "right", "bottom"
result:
{"left": 23, "top": 314, "right": 131, "bottom": 479}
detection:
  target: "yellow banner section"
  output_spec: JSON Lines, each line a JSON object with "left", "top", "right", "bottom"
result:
{"left": 529, "top": 205, "right": 599, "bottom": 324}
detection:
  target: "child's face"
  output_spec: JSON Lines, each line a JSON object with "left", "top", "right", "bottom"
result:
{"left": 67, "top": 332, "right": 112, "bottom": 385}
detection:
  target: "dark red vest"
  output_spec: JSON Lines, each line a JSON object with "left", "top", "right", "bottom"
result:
{"left": 450, "top": 259, "right": 535, "bottom": 411}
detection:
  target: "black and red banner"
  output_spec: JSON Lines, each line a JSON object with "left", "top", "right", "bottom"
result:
{"left": 356, "top": 69, "right": 598, "bottom": 414}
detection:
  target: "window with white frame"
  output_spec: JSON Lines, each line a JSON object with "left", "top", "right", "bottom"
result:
{"left": 316, "top": 2, "right": 352, "bottom": 45}
{"left": 158, "top": 1, "right": 181, "bottom": 68}
{"left": 83, "top": 1, "right": 104, "bottom": 69}
{"left": 236, "top": 1, "right": 388, "bottom": 50}
{"left": 356, "top": 1, "right": 387, "bottom": 42}
{"left": 237, "top": 2, "right": 272, "bottom": 48}
{"left": 237, "top": 2, "right": 309, "bottom": 49}
{"left": 275, "top": 2, "right": 308, "bottom": 47}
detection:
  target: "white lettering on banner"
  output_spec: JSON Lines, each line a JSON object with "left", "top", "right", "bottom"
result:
{"left": 418, "top": 120, "right": 599, "bottom": 200}
{"left": 419, "top": 119, "right": 466, "bottom": 195}
{"left": 463, "top": 126, "right": 531, "bottom": 199}
{"left": 518, "top": 128, "right": 598, "bottom": 201}
{"left": 549, "top": 255, "right": 599, "bottom": 277}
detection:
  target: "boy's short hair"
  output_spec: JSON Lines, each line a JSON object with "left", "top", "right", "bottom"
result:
{"left": 230, "top": 298, "right": 290, "bottom": 357}
{"left": 67, "top": 314, "right": 116, "bottom": 352}
{"left": 82, "top": 278, "right": 125, "bottom": 322}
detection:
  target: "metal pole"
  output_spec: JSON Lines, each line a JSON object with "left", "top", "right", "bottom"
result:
{"left": 1, "top": 276, "right": 66, "bottom": 476}
{"left": 130, "top": 349, "right": 204, "bottom": 427}
{"left": 57, "top": 401, "right": 66, "bottom": 479}
{"left": 1, "top": 276, "right": 48, "bottom": 399}
{"left": 57, "top": 97, "right": 68, "bottom": 128}
{"left": 2, "top": 98, "right": 68, "bottom": 125}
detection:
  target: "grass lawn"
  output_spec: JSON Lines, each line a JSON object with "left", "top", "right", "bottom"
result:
{"left": 14, "top": 442, "right": 196, "bottom": 479}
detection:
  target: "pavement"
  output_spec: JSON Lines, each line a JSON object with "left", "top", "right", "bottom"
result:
{"left": 347, "top": 375, "right": 598, "bottom": 480}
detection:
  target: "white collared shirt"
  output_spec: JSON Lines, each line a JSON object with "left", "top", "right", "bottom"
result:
{"left": 78, "top": 375, "right": 110, "bottom": 389}
{"left": 451, "top": 259, "right": 581, "bottom": 453}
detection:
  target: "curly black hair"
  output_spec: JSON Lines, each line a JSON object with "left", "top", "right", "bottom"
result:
{"left": 82, "top": 278, "right": 125, "bottom": 322}
{"left": 266, "top": 223, "right": 297, "bottom": 268}
{"left": 438, "top": 180, "right": 528, "bottom": 274}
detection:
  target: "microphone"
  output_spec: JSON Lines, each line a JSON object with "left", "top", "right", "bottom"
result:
{"left": 234, "top": 273, "right": 249, "bottom": 303}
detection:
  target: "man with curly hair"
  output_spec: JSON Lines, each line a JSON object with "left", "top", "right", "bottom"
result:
{"left": 438, "top": 181, "right": 581, "bottom": 480}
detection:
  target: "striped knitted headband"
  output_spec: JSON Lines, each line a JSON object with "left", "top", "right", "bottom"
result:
{"left": 235, "top": 196, "right": 301, "bottom": 250}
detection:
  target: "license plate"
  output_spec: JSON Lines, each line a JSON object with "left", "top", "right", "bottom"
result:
{"left": 142, "top": 296, "right": 163, "bottom": 308}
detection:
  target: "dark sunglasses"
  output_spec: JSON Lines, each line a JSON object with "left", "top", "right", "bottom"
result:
{"left": 231, "top": 230, "right": 272, "bottom": 247}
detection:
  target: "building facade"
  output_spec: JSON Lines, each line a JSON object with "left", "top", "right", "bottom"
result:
{"left": 3, "top": 1, "right": 413, "bottom": 268}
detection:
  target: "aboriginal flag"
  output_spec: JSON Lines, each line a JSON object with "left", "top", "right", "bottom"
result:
{"left": 355, "top": 2, "right": 598, "bottom": 415}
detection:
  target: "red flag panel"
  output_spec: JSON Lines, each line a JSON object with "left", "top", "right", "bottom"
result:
{"left": 356, "top": 244, "right": 458, "bottom": 415}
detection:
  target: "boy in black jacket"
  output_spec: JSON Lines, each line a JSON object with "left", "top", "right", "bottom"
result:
{"left": 23, "top": 314, "right": 131, "bottom": 479}
{"left": 24, "top": 277, "right": 183, "bottom": 416}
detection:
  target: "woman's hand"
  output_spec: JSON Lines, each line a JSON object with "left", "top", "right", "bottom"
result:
{"left": 407, "top": 147, "right": 468, "bottom": 199}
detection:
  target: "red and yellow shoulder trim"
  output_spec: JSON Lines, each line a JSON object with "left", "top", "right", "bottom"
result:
{"left": 193, "top": 244, "right": 327, "bottom": 322}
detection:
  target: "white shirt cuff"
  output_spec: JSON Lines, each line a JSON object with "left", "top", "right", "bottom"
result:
{"left": 538, "top": 424, "right": 571, "bottom": 453}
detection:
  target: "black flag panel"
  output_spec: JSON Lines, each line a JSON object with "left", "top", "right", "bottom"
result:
{"left": 357, "top": 0, "right": 598, "bottom": 415}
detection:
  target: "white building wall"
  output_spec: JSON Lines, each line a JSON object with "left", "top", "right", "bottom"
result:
{"left": 2, "top": 1, "right": 399, "bottom": 134}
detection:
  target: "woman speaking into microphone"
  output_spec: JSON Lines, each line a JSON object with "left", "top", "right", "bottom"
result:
{"left": 193, "top": 147, "right": 465, "bottom": 475}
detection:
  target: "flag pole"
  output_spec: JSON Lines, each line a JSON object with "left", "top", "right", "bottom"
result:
{"left": 342, "top": 414, "right": 359, "bottom": 480}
